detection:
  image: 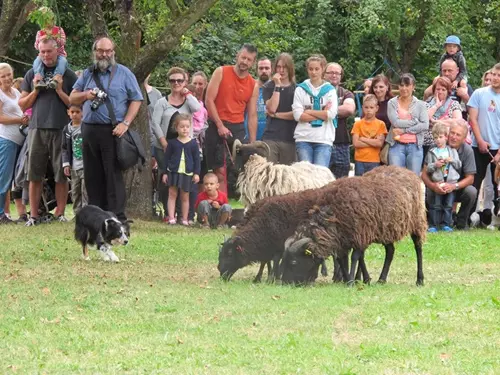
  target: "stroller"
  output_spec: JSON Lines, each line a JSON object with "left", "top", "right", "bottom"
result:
{"left": 14, "top": 125, "right": 60, "bottom": 223}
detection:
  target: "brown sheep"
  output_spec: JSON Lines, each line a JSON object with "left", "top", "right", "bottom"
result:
{"left": 281, "top": 166, "right": 427, "bottom": 286}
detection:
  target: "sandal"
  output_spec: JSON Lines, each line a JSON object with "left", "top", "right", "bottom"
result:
{"left": 181, "top": 220, "right": 189, "bottom": 226}
{"left": 168, "top": 218, "right": 176, "bottom": 225}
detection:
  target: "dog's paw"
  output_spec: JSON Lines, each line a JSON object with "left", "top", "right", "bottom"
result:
{"left": 469, "top": 212, "right": 480, "bottom": 227}
{"left": 107, "top": 250, "right": 120, "bottom": 263}
{"left": 99, "top": 251, "right": 111, "bottom": 262}
{"left": 81, "top": 255, "right": 91, "bottom": 261}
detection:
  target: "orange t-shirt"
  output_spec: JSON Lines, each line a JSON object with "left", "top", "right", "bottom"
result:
{"left": 351, "top": 118, "right": 388, "bottom": 162}
{"left": 214, "top": 66, "right": 255, "bottom": 124}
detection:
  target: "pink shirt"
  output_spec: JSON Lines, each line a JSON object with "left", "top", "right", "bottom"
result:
{"left": 34, "top": 26, "right": 67, "bottom": 57}
{"left": 397, "top": 108, "right": 417, "bottom": 144}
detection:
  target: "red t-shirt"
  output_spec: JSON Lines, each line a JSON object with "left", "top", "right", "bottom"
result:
{"left": 195, "top": 191, "right": 229, "bottom": 209}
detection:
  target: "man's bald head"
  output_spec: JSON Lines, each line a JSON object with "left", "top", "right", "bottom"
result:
{"left": 441, "top": 59, "right": 459, "bottom": 82}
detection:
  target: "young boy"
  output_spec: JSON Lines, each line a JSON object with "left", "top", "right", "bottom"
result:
{"left": 351, "top": 94, "right": 387, "bottom": 176}
{"left": 195, "top": 173, "right": 232, "bottom": 229}
{"left": 438, "top": 35, "right": 467, "bottom": 89}
{"left": 62, "top": 104, "right": 87, "bottom": 215}
{"left": 424, "top": 122, "right": 462, "bottom": 233}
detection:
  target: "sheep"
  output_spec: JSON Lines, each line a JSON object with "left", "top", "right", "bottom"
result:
{"left": 217, "top": 167, "right": 396, "bottom": 282}
{"left": 281, "top": 166, "right": 427, "bottom": 286}
{"left": 232, "top": 140, "right": 335, "bottom": 207}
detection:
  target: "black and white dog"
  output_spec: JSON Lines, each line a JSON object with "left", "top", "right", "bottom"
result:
{"left": 75, "top": 205, "right": 129, "bottom": 262}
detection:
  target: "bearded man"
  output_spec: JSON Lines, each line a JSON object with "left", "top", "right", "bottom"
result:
{"left": 19, "top": 38, "right": 78, "bottom": 226}
{"left": 70, "top": 37, "right": 143, "bottom": 223}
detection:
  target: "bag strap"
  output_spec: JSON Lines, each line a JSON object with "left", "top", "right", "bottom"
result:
{"left": 92, "top": 65, "right": 118, "bottom": 126}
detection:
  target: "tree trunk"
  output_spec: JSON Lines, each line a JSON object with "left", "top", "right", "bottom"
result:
{"left": 84, "top": 0, "right": 218, "bottom": 219}
{"left": 0, "top": 0, "right": 34, "bottom": 56}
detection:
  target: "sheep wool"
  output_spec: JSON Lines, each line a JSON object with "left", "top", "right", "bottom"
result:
{"left": 236, "top": 155, "right": 335, "bottom": 206}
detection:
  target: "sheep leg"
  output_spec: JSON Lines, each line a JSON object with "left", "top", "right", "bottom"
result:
{"left": 320, "top": 259, "right": 328, "bottom": 277}
{"left": 348, "top": 248, "right": 364, "bottom": 286}
{"left": 270, "top": 254, "right": 282, "bottom": 283}
{"left": 332, "top": 255, "right": 346, "bottom": 283}
{"left": 358, "top": 255, "right": 371, "bottom": 285}
{"left": 253, "top": 262, "right": 266, "bottom": 283}
{"left": 411, "top": 234, "right": 425, "bottom": 286}
{"left": 378, "top": 243, "right": 395, "bottom": 284}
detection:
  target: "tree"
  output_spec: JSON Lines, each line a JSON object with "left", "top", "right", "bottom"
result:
{"left": 0, "top": 0, "right": 35, "bottom": 56}
{"left": 83, "top": 0, "right": 218, "bottom": 218}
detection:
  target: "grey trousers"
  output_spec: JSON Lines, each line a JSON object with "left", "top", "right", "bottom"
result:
{"left": 71, "top": 168, "right": 88, "bottom": 215}
{"left": 196, "top": 200, "right": 232, "bottom": 227}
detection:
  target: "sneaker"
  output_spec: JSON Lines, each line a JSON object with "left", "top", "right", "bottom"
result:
{"left": 25, "top": 217, "right": 39, "bottom": 226}
{"left": 427, "top": 227, "right": 438, "bottom": 233}
{"left": 188, "top": 220, "right": 196, "bottom": 226}
{"left": 15, "top": 214, "right": 28, "bottom": 223}
{"left": 441, "top": 226, "right": 454, "bottom": 232}
{"left": 0, "top": 214, "right": 14, "bottom": 225}
{"left": 56, "top": 215, "right": 69, "bottom": 222}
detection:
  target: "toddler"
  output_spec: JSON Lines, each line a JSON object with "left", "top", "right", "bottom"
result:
{"left": 438, "top": 35, "right": 467, "bottom": 89}
{"left": 195, "top": 173, "right": 232, "bottom": 229}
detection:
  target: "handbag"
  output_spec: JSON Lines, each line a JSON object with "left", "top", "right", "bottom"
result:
{"left": 92, "top": 68, "right": 146, "bottom": 171}
{"left": 380, "top": 142, "right": 390, "bottom": 165}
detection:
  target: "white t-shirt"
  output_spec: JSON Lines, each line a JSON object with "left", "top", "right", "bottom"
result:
{"left": 292, "top": 79, "right": 338, "bottom": 144}
{"left": 0, "top": 88, "right": 24, "bottom": 145}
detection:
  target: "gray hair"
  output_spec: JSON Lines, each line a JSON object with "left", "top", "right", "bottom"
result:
{"left": 39, "top": 38, "right": 58, "bottom": 49}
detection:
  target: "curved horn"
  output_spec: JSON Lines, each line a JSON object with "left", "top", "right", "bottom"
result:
{"left": 287, "top": 237, "right": 313, "bottom": 254}
{"left": 284, "top": 236, "right": 295, "bottom": 251}
{"left": 232, "top": 139, "right": 243, "bottom": 162}
{"left": 252, "top": 141, "right": 271, "bottom": 158}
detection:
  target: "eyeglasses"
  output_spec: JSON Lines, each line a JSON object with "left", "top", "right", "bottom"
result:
{"left": 96, "top": 49, "right": 114, "bottom": 55}
{"left": 325, "top": 71, "right": 341, "bottom": 75}
{"left": 169, "top": 79, "right": 184, "bottom": 84}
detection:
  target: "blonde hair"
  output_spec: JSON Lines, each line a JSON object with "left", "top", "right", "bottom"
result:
{"left": 173, "top": 113, "right": 192, "bottom": 130}
{"left": 363, "top": 94, "right": 378, "bottom": 106}
{"left": 0, "top": 63, "right": 13, "bottom": 73}
{"left": 305, "top": 54, "right": 327, "bottom": 70}
{"left": 432, "top": 121, "right": 449, "bottom": 140}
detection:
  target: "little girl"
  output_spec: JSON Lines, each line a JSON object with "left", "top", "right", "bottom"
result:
{"left": 32, "top": 7, "right": 67, "bottom": 89}
{"left": 162, "top": 114, "right": 201, "bottom": 226}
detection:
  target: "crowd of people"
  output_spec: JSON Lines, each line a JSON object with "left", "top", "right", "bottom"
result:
{"left": 0, "top": 22, "right": 499, "bottom": 234}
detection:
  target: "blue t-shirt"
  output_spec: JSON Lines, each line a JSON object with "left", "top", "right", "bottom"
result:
{"left": 73, "top": 64, "right": 144, "bottom": 124}
{"left": 244, "top": 86, "right": 267, "bottom": 140}
{"left": 467, "top": 86, "right": 500, "bottom": 150}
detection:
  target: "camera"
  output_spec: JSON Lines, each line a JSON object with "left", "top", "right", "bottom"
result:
{"left": 90, "top": 87, "right": 108, "bottom": 111}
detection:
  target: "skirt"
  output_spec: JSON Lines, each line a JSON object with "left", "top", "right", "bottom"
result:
{"left": 167, "top": 171, "right": 192, "bottom": 193}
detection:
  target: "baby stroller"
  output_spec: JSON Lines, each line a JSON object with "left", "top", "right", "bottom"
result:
{"left": 14, "top": 125, "right": 59, "bottom": 223}
{"left": 151, "top": 164, "right": 164, "bottom": 219}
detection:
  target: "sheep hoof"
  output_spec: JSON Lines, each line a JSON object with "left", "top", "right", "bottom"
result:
{"left": 363, "top": 278, "right": 372, "bottom": 285}
{"left": 253, "top": 277, "right": 262, "bottom": 284}
{"left": 346, "top": 280, "right": 355, "bottom": 288}
{"left": 416, "top": 279, "right": 424, "bottom": 287}
{"left": 377, "top": 279, "right": 387, "bottom": 285}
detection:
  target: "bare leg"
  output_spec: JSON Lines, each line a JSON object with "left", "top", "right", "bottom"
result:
{"left": 29, "top": 181, "right": 43, "bottom": 218}
{"left": 54, "top": 181, "right": 68, "bottom": 216}
{"left": 167, "top": 186, "right": 178, "bottom": 220}
{"left": 214, "top": 167, "right": 227, "bottom": 194}
{"left": 14, "top": 198, "right": 26, "bottom": 216}
{"left": 179, "top": 190, "right": 189, "bottom": 222}
{"left": 4, "top": 191, "right": 10, "bottom": 215}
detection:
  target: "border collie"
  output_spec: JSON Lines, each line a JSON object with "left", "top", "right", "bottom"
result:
{"left": 74, "top": 205, "right": 129, "bottom": 262}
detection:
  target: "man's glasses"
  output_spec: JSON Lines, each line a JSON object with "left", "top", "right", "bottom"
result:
{"left": 325, "top": 71, "right": 341, "bottom": 75}
{"left": 96, "top": 49, "right": 114, "bottom": 55}
{"left": 169, "top": 79, "right": 184, "bottom": 84}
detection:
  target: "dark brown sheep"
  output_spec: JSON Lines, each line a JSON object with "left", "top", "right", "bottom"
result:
{"left": 281, "top": 166, "right": 427, "bottom": 286}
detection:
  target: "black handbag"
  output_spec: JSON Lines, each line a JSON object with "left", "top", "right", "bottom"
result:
{"left": 92, "top": 68, "right": 146, "bottom": 171}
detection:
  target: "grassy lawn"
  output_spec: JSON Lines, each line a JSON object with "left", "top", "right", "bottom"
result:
{"left": 1, "top": 218, "right": 499, "bottom": 374}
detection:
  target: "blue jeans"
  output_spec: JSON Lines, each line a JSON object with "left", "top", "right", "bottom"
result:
{"left": 388, "top": 142, "right": 423, "bottom": 176}
{"left": 0, "top": 138, "right": 20, "bottom": 215}
{"left": 355, "top": 161, "right": 380, "bottom": 176}
{"left": 296, "top": 142, "right": 332, "bottom": 167}
{"left": 428, "top": 190, "right": 455, "bottom": 227}
{"left": 33, "top": 55, "right": 68, "bottom": 77}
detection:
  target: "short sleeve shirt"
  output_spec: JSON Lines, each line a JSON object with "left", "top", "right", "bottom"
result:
{"left": 467, "top": 86, "right": 500, "bottom": 149}
{"left": 333, "top": 86, "right": 355, "bottom": 144}
{"left": 456, "top": 143, "right": 476, "bottom": 180}
{"left": 21, "top": 67, "right": 77, "bottom": 130}
{"left": 73, "top": 64, "right": 143, "bottom": 124}
{"left": 351, "top": 118, "right": 387, "bottom": 162}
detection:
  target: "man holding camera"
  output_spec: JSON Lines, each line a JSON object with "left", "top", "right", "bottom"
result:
{"left": 70, "top": 37, "right": 143, "bottom": 222}
{"left": 19, "top": 38, "right": 78, "bottom": 226}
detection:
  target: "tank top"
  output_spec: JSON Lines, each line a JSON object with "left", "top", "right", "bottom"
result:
{"left": 0, "top": 88, "right": 24, "bottom": 145}
{"left": 214, "top": 66, "right": 255, "bottom": 124}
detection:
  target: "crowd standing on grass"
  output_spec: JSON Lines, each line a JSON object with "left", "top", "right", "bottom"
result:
{"left": 0, "top": 21, "right": 499, "bottom": 237}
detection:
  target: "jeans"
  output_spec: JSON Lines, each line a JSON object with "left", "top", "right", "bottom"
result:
{"left": 426, "top": 185, "right": 477, "bottom": 229}
{"left": 295, "top": 142, "right": 332, "bottom": 167}
{"left": 33, "top": 55, "right": 68, "bottom": 77}
{"left": 354, "top": 161, "right": 380, "bottom": 176}
{"left": 388, "top": 142, "right": 423, "bottom": 176}
{"left": 197, "top": 201, "right": 232, "bottom": 227}
{"left": 330, "top": 143, "right": 351, "bottom": 178}
{"left": 428, "top": 190, "right": 455, "bottom": 227}
{"left": 0, "top": 138, "right": 20, "bottom": 215}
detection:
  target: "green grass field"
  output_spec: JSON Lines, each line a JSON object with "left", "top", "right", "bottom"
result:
{"left": 1, "top": 219, "right": 499, "bottom": 374}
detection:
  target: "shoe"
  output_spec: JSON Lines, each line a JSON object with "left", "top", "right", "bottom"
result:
{"left": 47, "top": 79, "right": 57, "bottom": 89}
{"left": 25, "top": 217, "right": 39, "bottom": 226}
{"left": 441, "top": 226, "right": 454, "bottom": 232}
{"left": 188, "top": 220, "right": 196, "bottom": 226}
{"left": 56, "top": 215, "right": 69, "bottom": 222}
{"left": 427, "top": 227, "right": 438, "bottom": 233}
{"left": 168, "top": 218, "right": 176, "bottom": 225}
{"left": 181, "top": 220, "right": 189, "bottom": 226}
{"left": 455, "top": 224, "right": 469, "bottom": 231}
{"left": 0, "top": 214, "right": 14, "bottom": 225}
{"left": 15, "top": 214, "right": 28, "bottom": 223}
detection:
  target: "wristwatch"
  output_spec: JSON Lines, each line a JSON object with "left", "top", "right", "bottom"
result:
{"left": 123, "top": 120, "right": 130, "bottom": 126}
{"left": 455, "top": 183, "right": 459, "bottom": 190}
{"left": 274, "top": 86, "right": 282, "bottom": 92}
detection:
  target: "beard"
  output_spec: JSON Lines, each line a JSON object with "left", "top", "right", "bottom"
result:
{"left": 259, "top": 73, "right": 270, "bottom": 83}
{"left": 93, "top": 55, "right": 116, "bottom": 71}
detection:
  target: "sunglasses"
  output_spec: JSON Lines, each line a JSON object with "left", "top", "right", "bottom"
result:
{"left": 169, "top": 79, "right": 184, "bottom": 84}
